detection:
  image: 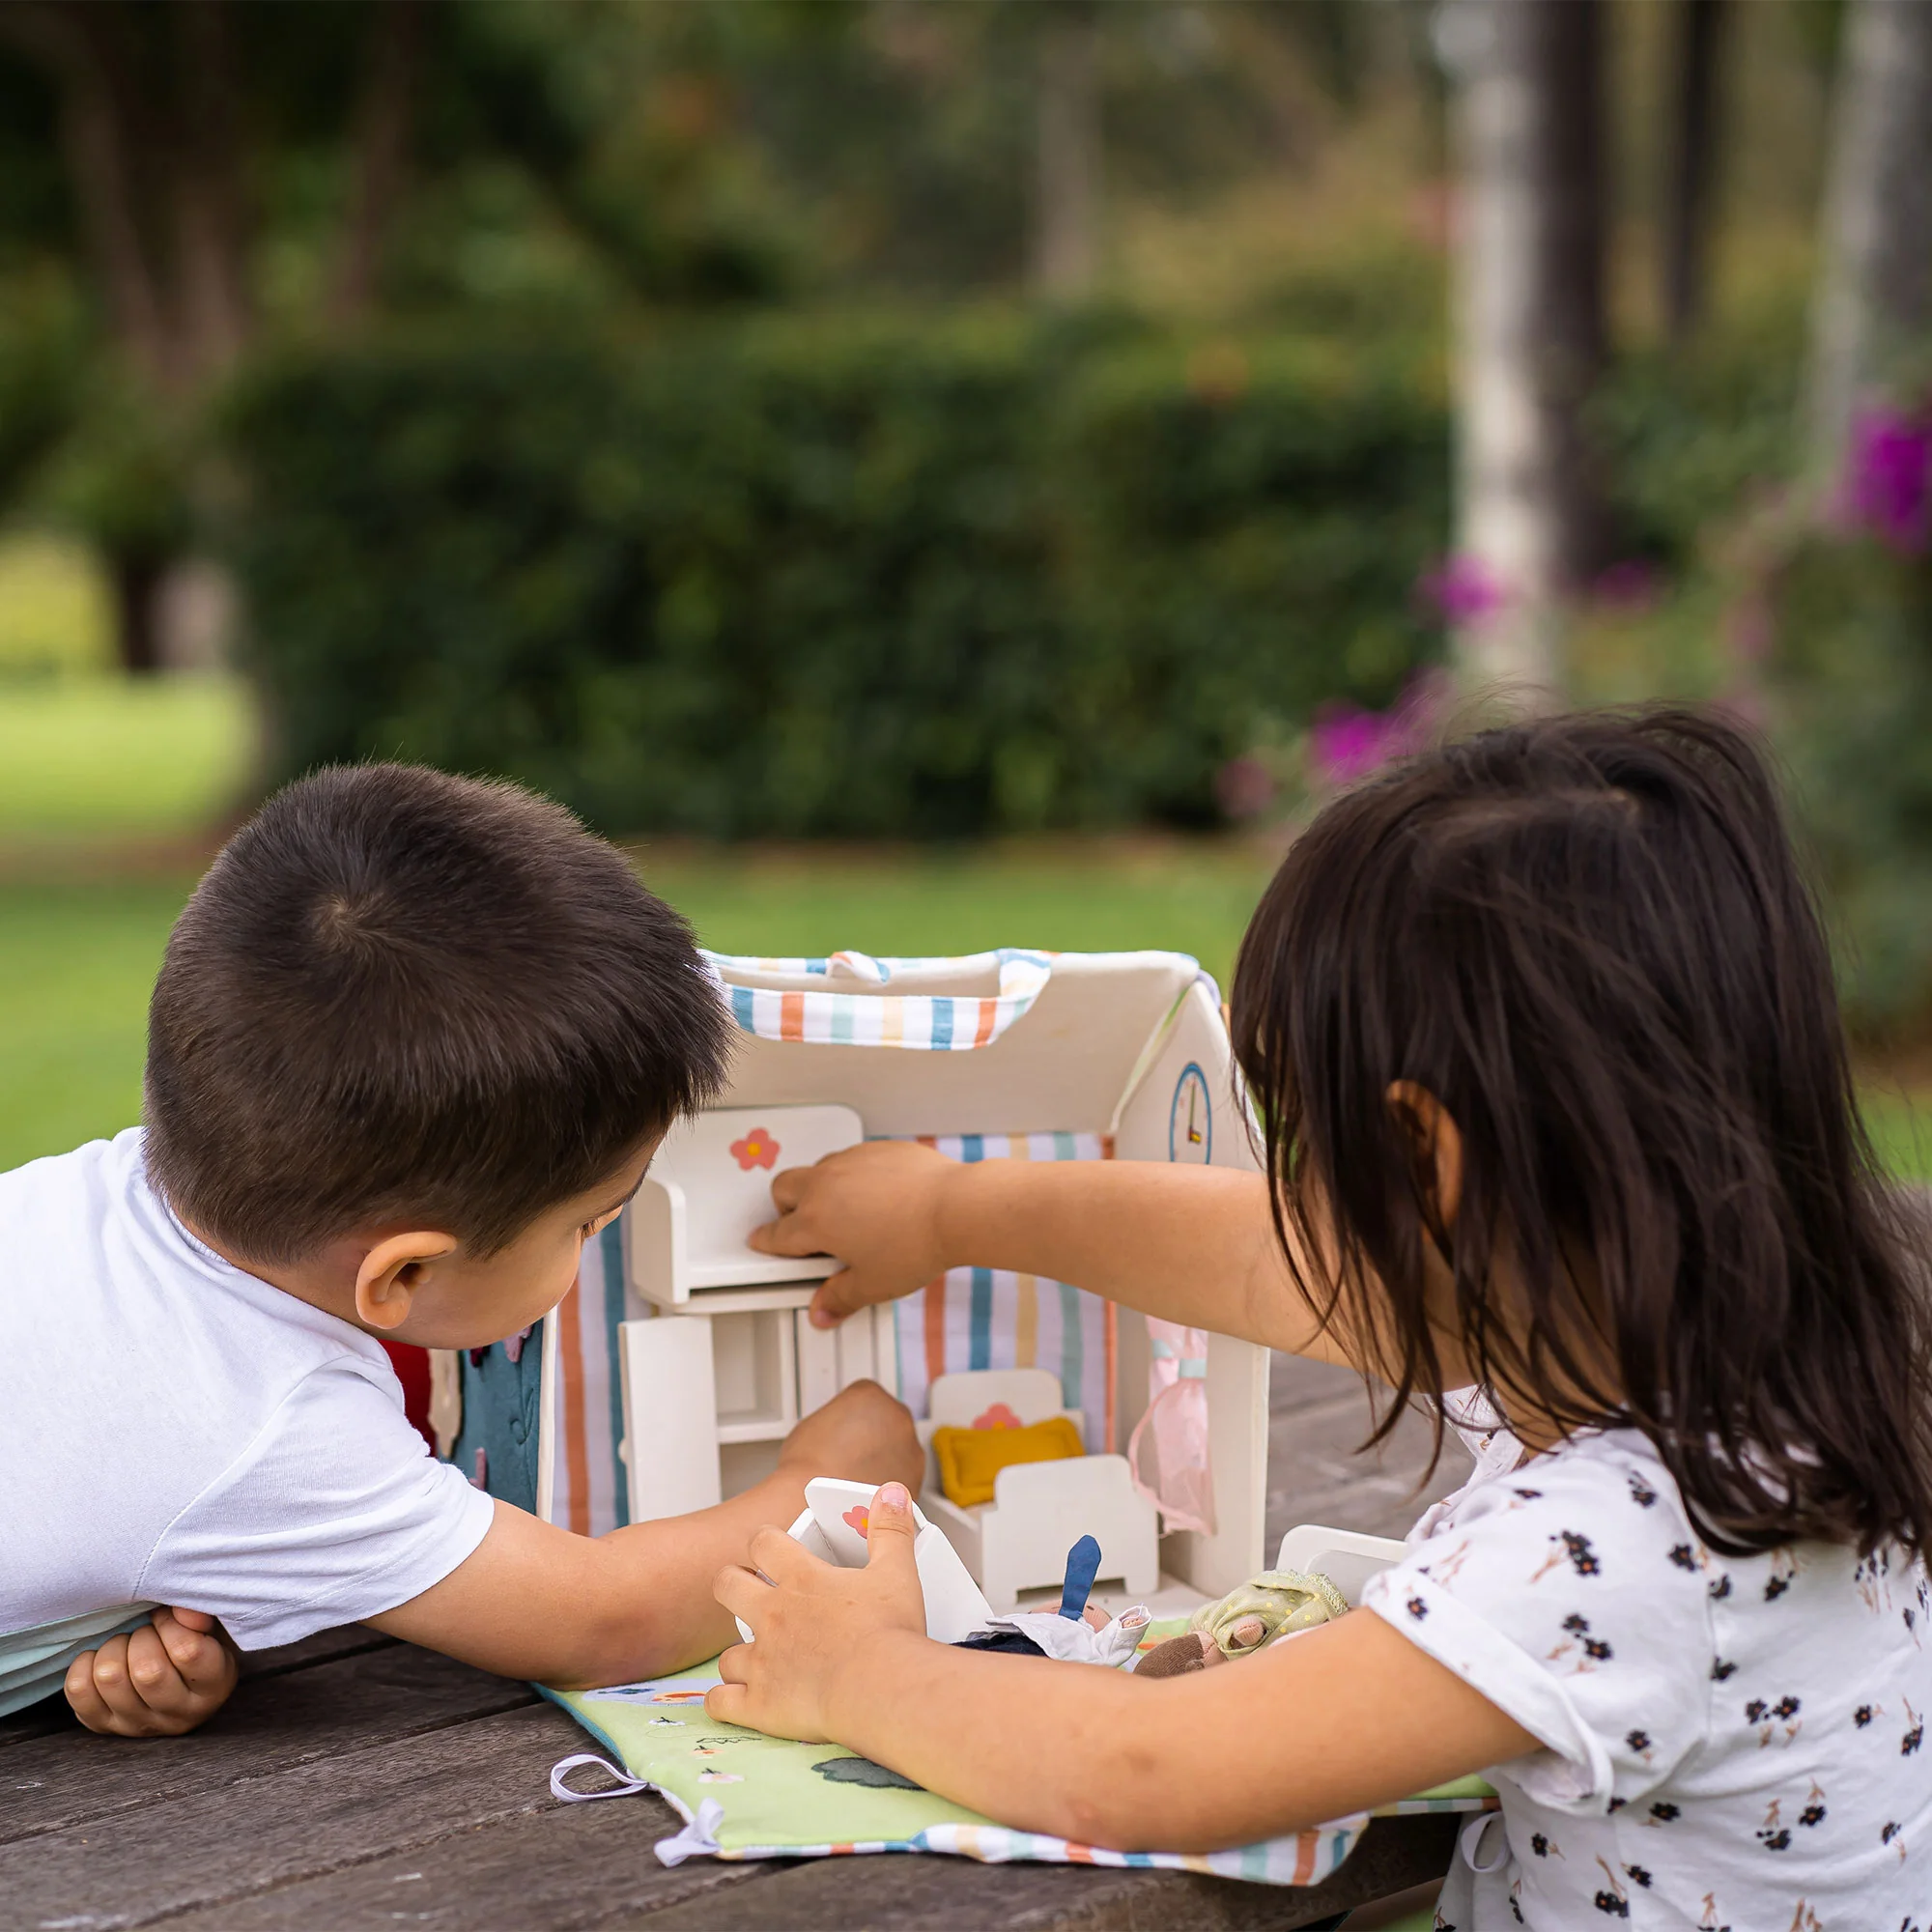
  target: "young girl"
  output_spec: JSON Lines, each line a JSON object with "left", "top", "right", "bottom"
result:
{"left": 712, "top": 708, "right": 1932, "bottom": 1928}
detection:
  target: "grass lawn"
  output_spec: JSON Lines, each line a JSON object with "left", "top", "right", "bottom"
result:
{"left": 0, "top": 845, "right": 1280, "bottom": 1172}
{"left": 0, "top": 675, "right": 255, "bottom": 840}
{"left": 5, "top": 852, "right": 1929, "bottom": 1182}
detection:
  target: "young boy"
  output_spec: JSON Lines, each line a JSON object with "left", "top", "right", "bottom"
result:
{"left": 4, "top": 764, "right": 921, "bottom": 1737}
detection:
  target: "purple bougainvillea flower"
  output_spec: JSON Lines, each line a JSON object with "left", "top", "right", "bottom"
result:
{"left": 1418, "top": 554, "right": 1505, "bottom": 625}
{"left": 1843, "top": 409, "right": 1930, "bottom": 553}
{"left": 1308, "top": 671, "right": 1449, "bottom": 789}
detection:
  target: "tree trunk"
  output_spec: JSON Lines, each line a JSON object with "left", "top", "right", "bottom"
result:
{"left": 1033, "top": 7, "right": 1102, "bottom": 300}
{"left": 329, "top": 0, "right": 428, "bottom": 322}
{"left": 1441, "top": 0, "right": 1610, "bottom": 695}
{"left": 110, "top": 554, "right": 167, "bottom": 677}
{"left": 1804, "top": 0, "right": 1932, "bottom": 490}
{"left": 1662, "top": 0, "right": 1725, "bottom": 347}
{"left": 169, "top": 0, "right": 252, "bottom": 384}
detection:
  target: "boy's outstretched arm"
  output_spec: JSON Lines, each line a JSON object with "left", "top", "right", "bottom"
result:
{"left": 368, "top": 1378, "right": 923, "bottom": 1689}
{"left": 753, "top": 1139, "right": 1358, "bottom": 1366}
{"left": 708, "top": 1484, "right": 1533, "bottom": 1853}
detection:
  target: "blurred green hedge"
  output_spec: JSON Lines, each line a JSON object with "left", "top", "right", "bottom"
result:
{"left": 1770, "top": 525, "right": 1932, "bottom": 1028}
{"left": 222, "top": 316, "right": 1447, "bottom": 836}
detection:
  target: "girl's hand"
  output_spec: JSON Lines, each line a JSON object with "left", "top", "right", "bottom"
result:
{"left": 66, "top": 1607, "right": 239, "bottom": 1738}
{"left": 708, "top": 1481, "right": 927, "bottom": 1742}
{"left": 749, "top": 1142, "right": 953, "bottom": 1331}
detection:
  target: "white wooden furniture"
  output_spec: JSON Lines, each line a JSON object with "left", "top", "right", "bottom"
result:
{"left": 1272, "top": 1524, "right": 1408, "bottom": 1607}
{"left": 917, "top": 1368, "right": 1159, "bottom": 1611}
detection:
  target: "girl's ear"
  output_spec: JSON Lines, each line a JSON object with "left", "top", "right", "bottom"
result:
{"left": 1384, "top": 1081, "right": 1464, "bottom": 1232}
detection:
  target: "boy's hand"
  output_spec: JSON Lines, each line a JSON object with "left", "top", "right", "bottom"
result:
{"left": 751, "top": 1141, "right": 952, "bottom": 1330}
{"left": 777, "top": 1378, "right": 924, "bottom": 1495}
{"left": 66, "top": 1608, "right": 239, "bottom": 1738}
{"left": 709, "top": 1481, "right": 927, "bottom": 1743}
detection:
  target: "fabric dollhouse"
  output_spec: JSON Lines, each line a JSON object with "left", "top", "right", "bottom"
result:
{"left": 448, "top": 947, "right": 1272, "bottom": 1611}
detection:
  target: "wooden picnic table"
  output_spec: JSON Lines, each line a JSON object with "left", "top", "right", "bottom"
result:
{"left": 4, "top": 1358, "right": 1462, "bottom": 1931}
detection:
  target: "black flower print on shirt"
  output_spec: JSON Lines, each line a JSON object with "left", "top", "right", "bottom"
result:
{"left": 1623, "top": 1863, "right": 1654, "bottom": 1889}
{"left": 1530, "top": 1832, "right": 1562, "bottom": 1860}
{"left": 1711, "top": 1657, "right": 1738, "bottom": 1681}
{"left": 1746, "top": 1694, "right": 1802, "bottom": 1746}
{"left": 1549, "top": 1610, "right": 1613, "bottom": 1669}
{"left": 1593, "top": 1857, "right": 1631, "bottom": 1917}
{"left": 1629, "top": 1474, "right": 1658, "bottom": 1508}
{"left": 1669, "top": 1543, "right": 1700, "bottom": 1572}
{"left": 1857, "top": 1704, "right": 1880, "bottom": 1728}
{"left": 1531, "top": 1530, "right": 1601, "bottom": 1582}
{"left": 1902, "top": 1700, "right": 1923, "bottom": 1755}
{"left": 1644, "top": 1802, "right": 1681, "bottom": 1826}
{"left": 1798, "top": 1781, "right": 1828, "bottom": 1829}
{"left": 1406, "top": 1595, "right": 1429, "bottom": 1621}
{"left": 1757, "top": 1798, "right": 1791, "bottom": 1851}
{"left": 1709, "top": 1574, "right": 1732, "bottom": 1602}
{"left": 1764, "top": 1548, "right": 1801, "bottom": 1602}
{"left": 1626, "top": 1728, "right": 1655, "bottom": 1763}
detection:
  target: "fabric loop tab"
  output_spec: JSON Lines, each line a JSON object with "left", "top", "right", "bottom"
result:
{"left": 655, "top": 1798, "right": 726, "bottom": 1867}
{"left": 550, "top": 1751, "right": 653, "bottom": 1804}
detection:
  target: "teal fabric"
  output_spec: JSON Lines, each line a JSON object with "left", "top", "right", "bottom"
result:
{"left": 449, "top": 1320, "right": 547, "bottom": 1515}
{"left": 0, "top": 1605, "right": 156, "bottom": 1718}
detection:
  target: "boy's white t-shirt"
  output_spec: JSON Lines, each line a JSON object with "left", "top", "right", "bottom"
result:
{"left": 2, "top": 1129, "right": 495, "bottom": 1650}
{"left": 1366, "top": 1404, "right": 1932, "bottom": 1929}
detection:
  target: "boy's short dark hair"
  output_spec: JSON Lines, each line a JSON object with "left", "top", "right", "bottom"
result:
{"left": 145, "top": 764, "right": 730, "bottom": 1264}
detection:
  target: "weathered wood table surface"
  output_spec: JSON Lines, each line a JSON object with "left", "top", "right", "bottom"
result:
{"left": 5, "top": 1358, "right": 1461, "bottom": 1932}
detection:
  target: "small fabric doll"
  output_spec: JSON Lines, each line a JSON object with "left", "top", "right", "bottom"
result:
{"left": 1135, "top": 1568, "right": 1349, "bottom": 1679}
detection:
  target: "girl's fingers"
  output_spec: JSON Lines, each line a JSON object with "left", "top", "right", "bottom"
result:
{"left": 704, "top": 1681, "right": 750, "bottom": 1725}
{"left": 715, "top": 1641, "right": 753, "bottom": 1685}
{"left": 745, "top": 1524, "right": 812, "bottom": 1579}
{"left": 163, "top": 1606, "right": 217, "bottom": 1634}
{"left": 712, "top": 1563, "right": 772, "bottom": 1623}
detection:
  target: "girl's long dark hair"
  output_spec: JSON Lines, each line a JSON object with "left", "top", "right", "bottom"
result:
{"left": 1233, "top": 706, "right": 1932, "bottom": 1557}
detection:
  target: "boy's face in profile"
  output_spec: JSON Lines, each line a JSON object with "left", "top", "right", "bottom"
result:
{"left": 276, "top": 1136, "right": 664, "bottom": 1351}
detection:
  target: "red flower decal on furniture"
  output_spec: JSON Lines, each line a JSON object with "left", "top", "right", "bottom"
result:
{"left": 842, "top": 1505, "right": 870, "bottom": 1539}
{"left": 973, "top": 1403, "right": 1022, "bottom": 1431}
{"left": 730, "top": 1127, "right": 780, "bottom": 1171}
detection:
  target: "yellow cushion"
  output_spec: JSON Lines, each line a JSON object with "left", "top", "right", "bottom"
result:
{"left": 931, "top": 1415, "right": 1085, "bottom": 1508}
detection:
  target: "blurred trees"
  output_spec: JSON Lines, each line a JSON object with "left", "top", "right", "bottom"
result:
{"left": 1804, "top": 0, "right": 1932, "bottom": 487}
{"left": 1439, "top": 0, "right": 1608, "bottom": 691}
{"left": 1662, "top": 0, "right": 1726, "bottom": 344}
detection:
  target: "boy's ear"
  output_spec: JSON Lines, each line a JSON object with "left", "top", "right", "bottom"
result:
{"left": 354, "top": 1231, "right": 461, "bottom": 1331}
{"left": 1384, "top": 1081, "right": 1464, "bottom": 1233}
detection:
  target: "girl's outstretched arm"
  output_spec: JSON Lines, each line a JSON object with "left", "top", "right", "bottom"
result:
{"left": 753, "top": 1139, "right": 1355, "bottom": 1364}
{"left": 708, "top": 1485, "right": 1533, "bottom": 1852}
